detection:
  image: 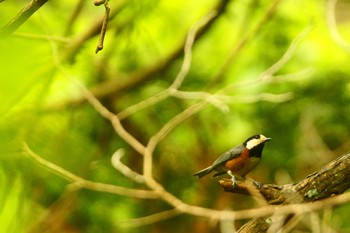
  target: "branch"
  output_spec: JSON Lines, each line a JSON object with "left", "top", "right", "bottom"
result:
{"left": 0, "top": 0, "right": 48, "bottom": 36}
{"left": 23, "top": 143, "right": 158, "bottom": 199}
{"left": 143, "top": 103, "right": 206, "bottom": 178}
{"left": 61, "top": 0, "right": 127, "bottom": 62}
{"left": 111, "top": 148, "right": 145, "bottom": 183}
{"left": 117, "top": 15, "right": 301, "bottom": 120}
{"left": 50, "top": 0, "right": 231, "bottom": 109}
{"left": 95, "top": 0, "right": 110, "bottom": 53}
{"left": 23, "top": 141, "right": 350, "bottom": 225}
{"left": 218, "top": 25, "right": 313, "bottom": 94}
{"left": 67, "top": 77, "right": 146, "bottom": 155}
{"left": 218, "top": 152, "right": 350, "bottom": 232}
{"left": 169, "top": 11, "right": 217, "bottom": 90}
{"left": 51, "top": 19, "right": 310, "bottom": 229}
{"left": 63, "top": 0, "right": 85, "bottom": 36}
{"left": 117, "top": 11, "right": 217, "bottom": 120}
{"left": 120, "top": 208, "right": 181, "bottom": 227}
{"left": 12, "top": 32, "right": 70, "bottom": 43}
{"left": 212, "top": 0, "right": 282, "bottom": 84}
{"left": 326, "top": 0, "right": 350, "bottom": 52}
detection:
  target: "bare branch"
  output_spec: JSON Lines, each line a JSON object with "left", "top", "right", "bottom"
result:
{"left": 258, "top": 25, "right": 312, "bottom": 81}
{"left": 111, "top": 149, "right": 145, "bottom": 183}
{"left": 48, "top": 0, "right": 231, "bottom": 109}
{"left": 139, "top": 151, "right": 350, "bottom": 223}
{"left": 118, "top": 16, "right": 303, "bottom": 121}
{"left": 12, "top": 32, "right": 70, "bottom": 43}
{"left": 215, "top": 92, "right": 294, "bottom": 104}
{"left": 95, "top": 0, "right": 110, "bottom": 53}
{"left": 143, "top": 103, "right": 206, "bottom": 178}
{"left": 212, "top": 0, "right": 283, "bottom": 84}
{"left": 0, "top": 0, "right": 48, "bottom": 36}
{"left": 60, "top": 0, "right": 127, "bottom": 62}
{"left": 169, "top": 11, "right": 217, "bottom": 90}
{"left": 219, "top": 152, "right": 350, "bottom": 231}
{"left": 120, "top": 209, "right": 181, "bottom": 227}
{"left": 51, "top": 62, "right": 146, "bottom": 154}
{"left": 23, "top": 143, "right": 158, "bottom": 199}
{"left": 327, "top": 0, "right": 350, "bottom": 52}
{"left": 219, "top": 25, "right": 313, "bottom": 93}
{"left": 117, "top": 11, "right": 218, "bottom": 120}
{"left": 64, "top": 0, "right": 85, "bottom": 36}
{"left": 23, "top": 141, "right": 350, "bottom": 224}
{"left": 117, "top": 91, "right": 168, "bottom": 120}
{"left": 69, "top": 78, "right": 146, "bottom": 155}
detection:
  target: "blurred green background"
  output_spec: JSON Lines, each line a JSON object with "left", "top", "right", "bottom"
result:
{"left": 1, "top": 0, "right": 350, "bottom": 232}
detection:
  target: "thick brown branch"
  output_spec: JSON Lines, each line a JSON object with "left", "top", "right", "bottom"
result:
{"left": 219, "top": 152, "right": 350, "bottom": 232}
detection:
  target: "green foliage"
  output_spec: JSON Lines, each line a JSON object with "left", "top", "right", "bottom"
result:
{"left": 1, "top": 0, "right": 350, "bottom": 232}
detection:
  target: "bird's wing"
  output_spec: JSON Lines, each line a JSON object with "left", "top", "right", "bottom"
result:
{"left": 211, "top": 144, "right": 244, "bottom": 169}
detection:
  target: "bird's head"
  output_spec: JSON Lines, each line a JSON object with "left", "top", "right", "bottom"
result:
{"left": 244, "top": 134, "right": 271, "bottom": 150}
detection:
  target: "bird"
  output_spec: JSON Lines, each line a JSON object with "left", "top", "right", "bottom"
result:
{"left": 193, "top": 134, "right": 271, "bottom": 186}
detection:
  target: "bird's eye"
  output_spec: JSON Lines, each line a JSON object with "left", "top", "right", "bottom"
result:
{"left": 254, "top": 135, "right": 260, "bottom": 139}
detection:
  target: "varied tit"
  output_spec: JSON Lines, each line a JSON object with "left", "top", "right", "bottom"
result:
{"left": 194, "top": 134, "right": 271, "bottom": 186}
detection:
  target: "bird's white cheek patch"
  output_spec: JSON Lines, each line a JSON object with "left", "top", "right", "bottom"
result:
{"left": 246, "top": 139, "right": 261, "bottom": 150}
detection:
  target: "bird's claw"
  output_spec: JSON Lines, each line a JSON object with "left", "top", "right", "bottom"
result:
{"left": 253, "top": 180, "right": 262, "bottom": 189}
{"left": 227, "top": 170, "right": 236, "bottom": 188}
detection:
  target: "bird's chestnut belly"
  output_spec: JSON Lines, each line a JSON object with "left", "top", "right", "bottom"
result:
{"left": 224, "top": 152, "right": 260, "bottom": 176}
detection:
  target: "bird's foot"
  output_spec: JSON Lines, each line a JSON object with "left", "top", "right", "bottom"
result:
{"left": 252, "top": 180, "right": 262, "bottom": 189}
{"left": 245, "top": 178, "right": 262, "bottom": 188}
{"left": 227, "top": 170, "right": 236, "bottom": 188}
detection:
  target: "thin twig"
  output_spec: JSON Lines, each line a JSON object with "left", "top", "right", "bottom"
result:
{"left": 117, "top": 12, "right": 217, "bottom": 120}
{"left": 95, "top": 0, "right": 110, "bottom": 53}
{"left": 219, "top": 25, "right": 313, "bottom": 93}
{"left": 170, "top": 90, "right": 229, "bottom": 113}
{"left": 68, "top": 77, "right": 146, "bottom": 155}
{"left": 216, "top": 92, "right": 294, "bottom": 104}
{"left": 120, "top": 208, "right": 181, "bottom": 227}
{"left": 170, "top": 11, "right": 217, "bottom": 89}
{"left": 143, "top": 102, "right": 206, "bottom": 178}
{"left": 111, "top": 149, "right": 145, "bottom": 183}
{"left": 12, "top": 32, "right": 70, "bottom": 43}
{"left": 39, "top": 31, "right": 147, "bottom": 156}
{"left": 326, "top": 0, "right": 350, "bottom": 52}
{"left": 23, "top": 143, "right": 158, "bottom": 199}
{"left": 64, "top": 0, "right": 85, "bottom": 36}
{"left": 212, "top": 0, "right": 283, "bottom": 84}
{"left": 258, "top": 24, "right": 313, "bottom": 80}
{"left": 50, "top": 0, "right": 229, "bottom": 108}
{"left": 0, "top": 0, "right": 48, "bottom": 36}
{"left": 117, "top": 91, "right": 168, "bottom": 120}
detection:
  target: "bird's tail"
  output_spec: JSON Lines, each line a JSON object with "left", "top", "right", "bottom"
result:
{"left": 193, "top": 166, "right": 212, "bottom": 178}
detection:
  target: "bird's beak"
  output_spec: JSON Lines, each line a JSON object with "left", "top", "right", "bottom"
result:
{"left": 265, "top": 138, "right": 271, "bottom": 142}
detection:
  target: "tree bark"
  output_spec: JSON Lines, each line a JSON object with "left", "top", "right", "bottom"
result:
{"left": 218, "top": 152, "right": 350, "bottom": 232}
